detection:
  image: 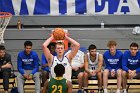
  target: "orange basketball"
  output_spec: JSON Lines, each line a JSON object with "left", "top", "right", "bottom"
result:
{"left": 53, "top": 28, "right": 65, "bottom": 40}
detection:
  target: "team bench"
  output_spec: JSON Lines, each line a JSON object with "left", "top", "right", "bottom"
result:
{"left": 0, "top": 71, "right": 140, "bottom": 92}
{"left": 71, "top": 76, "right": 140, "bottom": 92}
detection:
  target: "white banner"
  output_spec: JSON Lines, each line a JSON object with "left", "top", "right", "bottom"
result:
{"left": 0, "top": 0, "right": 140, "bottom": 15}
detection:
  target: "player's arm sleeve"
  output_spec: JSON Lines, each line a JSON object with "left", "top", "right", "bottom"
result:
{"left": 31, "top": 53, "right": 39, "bottom": 75}
{"left": 136, "top": 60, "right": 140, "bottom": 73}
{"left": 42, "top": 53, "right": 48, "bottom": 70}
{"left": 6, "top": 54, "right": 12, "bottom": 64}
{"left": 122, "top": 53, "right": 129, "bottom": 72}
{"left": 17, "top": 54, "right": 25, "bottom": 75}
{"left": 115, "top": 60, "right": 121, "bottom": 71}
{"left": 136, "top": 68, "right": 140, "bottom": 73}
{"left": 104, "top": 55, "right": 111, "bottom": 71}
{"left": 115, "top": 54, "right": 122, "bottom": 71}
{"left": 42, "top": 54, "right": 46, "bottom": 65}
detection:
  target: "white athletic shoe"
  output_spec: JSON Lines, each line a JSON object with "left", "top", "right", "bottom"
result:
{"left": 104, "top": 89, "right": 108, "bottom": 93}
{"left": 123, "top": 90, "right": 127, "bottom": 93}
{"left": 116, "top": 90, "right": 120, "bottom": 93}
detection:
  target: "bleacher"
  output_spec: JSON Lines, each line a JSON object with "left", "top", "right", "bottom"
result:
{"left": 2, "top": 27, "right": 140, "bottom": 92}
{"left": 1, "top": 0, "right": 140, "bottom": 93}
{"left": 1, "top": 70, "right": 140, "bottom": 93}
{"left": 0, "top": 47, "right": 139, "bottom": 92}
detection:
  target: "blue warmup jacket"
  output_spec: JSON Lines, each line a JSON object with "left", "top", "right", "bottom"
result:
{"left": 122, "top": 50, "right": 140, "bottom": 73}
{"left": 104, "top": 50, "right": 123, "bottom": 71}
{"left": 41, "top": 54, "right": 49, "bottom": 71}
{"left": 17, "top": 50, "right": 40, "bottom": 75}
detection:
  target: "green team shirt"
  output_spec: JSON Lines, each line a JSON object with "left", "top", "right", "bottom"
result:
{"left": 48, "top": 77, "right": 67, "bottom": 93}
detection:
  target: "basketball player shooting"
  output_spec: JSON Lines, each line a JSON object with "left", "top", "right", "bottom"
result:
{"left": 42, "top": 28, "right": 80, "bottom": 81}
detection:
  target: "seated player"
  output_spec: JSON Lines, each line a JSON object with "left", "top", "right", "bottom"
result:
{"left": 122, "top": 42, "right": 140, "bottom": 93}
{"left": 103, "top": 40, "right": 123, "bottom": 93}
{"left": 17, "top": 41, "right": 40, "bottom": 93}
{"left": 65, "top": 43, "right": 85, "bottom": 93}
{"left": 84, "top": 44, "right": 103, "bottom": 92}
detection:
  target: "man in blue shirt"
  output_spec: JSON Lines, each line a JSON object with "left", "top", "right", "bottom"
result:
{"left": 122, "top": 42, "right": 140, "bottom": 93}
{"left": 103, "top": 40, "right": 123, "bottom": 93}
{"left": 17, "top": 41, "right": 40, "bottom": 93}
{"left": 42, "top": 42, "right": 56, "bottom": 85}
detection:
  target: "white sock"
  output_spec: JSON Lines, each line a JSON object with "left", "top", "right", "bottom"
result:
{"left": 104, "top": 89, "right": 107, "bottom": 93}
{"left": 123, "top": 89, "right": 127, "bottom": 93}
{"left": 83, "top": 87, "right": 88, "bottom": 92}
{"left": 116, "top": 89, "right": 120, "bottom": 93}
{"left": 83, "top": 87, "right": 88, "bottom": 89}
{"left": 123, "top": 89, "right": 126, "bottom": 91}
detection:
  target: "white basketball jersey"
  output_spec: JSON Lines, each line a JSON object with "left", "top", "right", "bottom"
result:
{"left": 50, "top": 56, "right": 72, "bottom": 81}
{"left": 65, "top": 50, "right": 84, "bottom": 68}
{"left": 87, "top": 52, "right": 99, "bottom": 70}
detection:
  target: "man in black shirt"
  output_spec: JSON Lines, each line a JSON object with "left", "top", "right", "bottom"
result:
{"left": 0, "top": 45, "right": 12, "bottom": 93}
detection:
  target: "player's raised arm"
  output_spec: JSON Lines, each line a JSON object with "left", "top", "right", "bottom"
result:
{"left": 42, "top": 35, "right": 54, "bottom": 66}
{"left": 66, "top": 33, "right": 80, "bottom": 62}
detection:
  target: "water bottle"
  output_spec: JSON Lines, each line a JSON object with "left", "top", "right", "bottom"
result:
{"left": 101, "top": 21, "right": 104, "bottom": 28}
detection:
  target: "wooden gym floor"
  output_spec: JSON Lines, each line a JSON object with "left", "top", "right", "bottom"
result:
{"left": 0, "top": 79, "right": 140, "bottom": 93}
